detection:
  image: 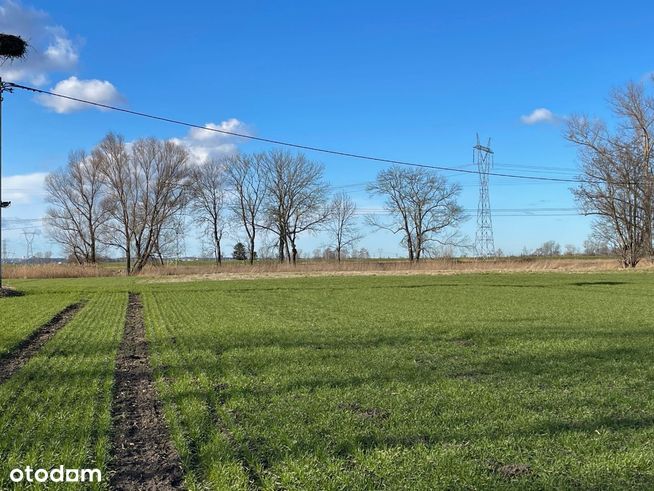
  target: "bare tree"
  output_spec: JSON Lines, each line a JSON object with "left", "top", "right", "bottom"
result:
{"left": 93, "top": 133, "right": 134, "bottom": 272}
{"left": 533, "top": 240, "right": 561, "bottom": 256}
{"left": 153, "top": 216, "right": 186, "bottom": 265}
{"left": 566, "top": 81, "right": 654, "bottom": 267}
{"left": 261, "top": 150, "right": 330, "bottom": 264}
{"left": 612, "top": 82, "right": 654, "bottom": 252}
{"left": 367, "top": 166, "right": 464, "bottom": 262}
{"left": 189, "top": 160, "right": 227, "bottom": 264}
{"left": 129, "top": 138, "right": 191, "bottom": 272}
{"left": 226, "top": 153, "right": 268, "bottom": 264}
{"left": 326, "top": 192, "right": 362, "bottom": 261}
{"left": 564, "top": 244, "right": 578, "bottom": 255}
{"left": 44, "top": 150, "right": 109, "bottom": 263}
{"left": 583, "top": 237, "right": 612, "bottom": 256}
{"left": 96, "top": 134, "right": 191, "bottom": 274}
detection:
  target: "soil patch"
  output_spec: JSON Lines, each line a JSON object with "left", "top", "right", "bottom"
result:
{"left": 487, "top": 460, "right": 532, "bottom": 479}
{"left": 109, "top": 293, "right": 184, "bottom": 490}
{"left": 450, "top": 338, "right": 475, "bottom": 347}
{"left": 339, "top": 402, "right": 390, "bottom": 421}
{"left": 449, "top": 370, "right": 487, "bottom": 381}
{"left": 0, "top": 302, "right": 82, "bottom": 384}
{"left": 0, "top": 287, "right": 24, "bottom": 298}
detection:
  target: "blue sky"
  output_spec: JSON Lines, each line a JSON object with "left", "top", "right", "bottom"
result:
{"left": 1, "top": 0, "right": 653, "bottom": 258}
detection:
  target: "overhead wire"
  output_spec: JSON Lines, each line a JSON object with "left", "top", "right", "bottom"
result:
{"left": 7, "top": 81, "right": 584, "bottom": 184}
{"left": 2, "top": 81, "right": 601, "bottom": 246}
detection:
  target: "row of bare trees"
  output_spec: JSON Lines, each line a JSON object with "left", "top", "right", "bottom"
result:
{"left": 44, "top": 133, "right": 465, "bottom": 273}
{"left": 226, "top": 151, "right": 333, "bottom": 264}
{"left": 45, "top": 134, "right": 191, "bottom": 273}
{"left": 566, "top": 80, "right": 654, "bottom": 267}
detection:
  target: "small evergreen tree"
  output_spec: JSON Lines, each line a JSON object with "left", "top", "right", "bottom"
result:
{"left": 233, "top": 242, "right": 247, "bottom": 260}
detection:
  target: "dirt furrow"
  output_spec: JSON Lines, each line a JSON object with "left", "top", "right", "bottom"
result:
{"left": 109, "top": 293, "right": 185, "bottom": 490}
{"left": 0, "top": 302, "right": 83, "bottom": 384}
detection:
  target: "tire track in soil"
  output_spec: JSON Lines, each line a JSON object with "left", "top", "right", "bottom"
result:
{"left": 109, "top": 293, "right": 185, "bottom": 490}
{"left": 0, "top": 302, "right": 83, "bottom": 384}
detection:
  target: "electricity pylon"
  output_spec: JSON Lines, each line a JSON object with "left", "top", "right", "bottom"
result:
{"left": 23, "top": 230, "right": 37, "bottom": 260}
{"left": 474, "top": 135, "right": 495, "bottom": 257}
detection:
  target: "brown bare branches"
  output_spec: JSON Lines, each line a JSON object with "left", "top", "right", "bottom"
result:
{"left": 44, "top": 150, "right": 109, "bottom": 264}
{"left": 260, "top": 150, "right": 330, "bottom": 264}
{"left": 326, "top": 192, "right": 362, "bottom": 262}
{"left": 566, "top": 81, "right": 654, "bottom": 267}
{"left": 92, "top": 134, "right": 191, "bottom": 274}
{"left": 225, "top": 153, "right": 268, "bottom": 264}
{"left": 189, "top": 160, "right": 227, "bottom": 265}
{"left": 366, "top": 166, "right": 465, "bottom": 262}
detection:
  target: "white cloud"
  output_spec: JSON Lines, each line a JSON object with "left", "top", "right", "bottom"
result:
{"left": 187, "top": 119, "right": 247, "bottom": 141}
{"left": 520, "top": 108, "right": 557, "bottom": 125}
{"left": 1, "top": 171, "right": 48, "bottom": 204}
{"left": 0, "top": 1, "right": 124, "bottom": 113}
{"left": 0, "top": 1, "right": 79, "bottom": 85}
{"left": 172, "top": 119, "right": 251, "bottom": 163}
{"left": 36, "top": 76, "right": 124, "bottom": 113}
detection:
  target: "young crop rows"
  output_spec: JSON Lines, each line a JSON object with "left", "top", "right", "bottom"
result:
{"left": 0, "top": 273, "right": 653, "bottom": 489}
{"left": 0, "top": 292, "right": 125, "bottom": 489}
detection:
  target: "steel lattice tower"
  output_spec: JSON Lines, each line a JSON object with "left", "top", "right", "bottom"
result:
{"left": 474, "top": 135, "right": 495, "bottom": 257}
{"left": 23, "top": 230, "right": 37, "bottom": 259}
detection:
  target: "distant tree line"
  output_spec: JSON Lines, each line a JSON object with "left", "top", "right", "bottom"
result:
{"left": 44, "top": 133, "right": 464, "bottom": 274}
{"left": 517, "top": 239, "right": 612, "bottom": 258}
{"left": 312, "top": 247, "right": 371, "bottom": 261}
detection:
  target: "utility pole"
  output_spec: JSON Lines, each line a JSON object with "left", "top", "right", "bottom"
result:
{"left": 0, "top": 77, "right": 13, "bottom": 289}
{"left": 474, "top": 134, "right": 495, "bottom": 258}
{"left": 0, "top": 35, "right": 28, "bottom": 290}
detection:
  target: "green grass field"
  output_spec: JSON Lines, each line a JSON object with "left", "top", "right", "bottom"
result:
{"left": 0, "top": 292, "right": 125, "bottom": 489}
{"left": 0, "top": 291, "right": 78, "bottom": 357}
{"left": 2, "top": 272, "right": 654, "bottom": 489}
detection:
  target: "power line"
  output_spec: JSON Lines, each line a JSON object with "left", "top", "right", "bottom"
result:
{"left": 6, "top": 81, "right": 581, "bottom": 184}
{"left": 356, "top": 212, "right": 583, "bottom": 217}
{"left": 1, "top": 214, "right": 586, "bottom": 230}
{"left": 493, "top": 164, "right": 577, "bottom": 176}
{"left": 355, "top": 207, "right": 579, "bottom": 212}
{"left": 1, "top": 208, "right": 589, "bottom": 235}
{"left": 333, "top": 181, "right": 574, "bottom": 193}
{"left": 2, "top": 207, "right": 583, "bottom": 223}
